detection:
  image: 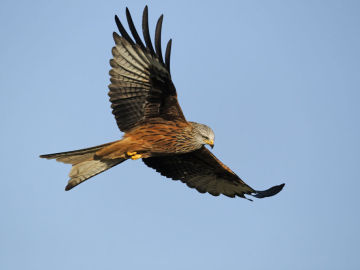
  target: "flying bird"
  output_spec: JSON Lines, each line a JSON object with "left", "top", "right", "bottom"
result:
{"left": 40, "top": 6, "right": 285, "bottom": 199}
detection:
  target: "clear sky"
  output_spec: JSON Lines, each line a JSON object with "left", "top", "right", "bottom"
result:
{"left": 1, "top": 0, "right": 359, "bottom": 269}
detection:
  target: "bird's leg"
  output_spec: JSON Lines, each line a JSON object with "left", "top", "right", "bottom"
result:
{"left": 126, "top": 151, "right": 143, "bottom": 160}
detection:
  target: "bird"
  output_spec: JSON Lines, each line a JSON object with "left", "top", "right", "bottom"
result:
{"left": 40, "top": 6, "right": 285, "bottom": 200}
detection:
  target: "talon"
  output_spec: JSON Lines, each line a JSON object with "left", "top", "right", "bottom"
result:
{"left": 127, "top": 151, "right": 137, "bottom": 156}
{"left": 131, "top": 154, "right": 142, "bottom": 160}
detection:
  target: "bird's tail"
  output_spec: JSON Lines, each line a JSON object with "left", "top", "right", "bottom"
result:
{"left": 40, "top": 141, "right": 126, "bottom": 190}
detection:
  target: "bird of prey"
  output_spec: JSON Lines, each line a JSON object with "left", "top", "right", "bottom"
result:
{"left": 40, "top": 6, "right": 285, "bottom": 200}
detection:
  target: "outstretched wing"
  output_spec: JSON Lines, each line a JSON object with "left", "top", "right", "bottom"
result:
{"left": 143, "top": 147, "right": 285, "bottom": 199}
{"left": 109, "top": 6, "right": 185, "bottom": 132}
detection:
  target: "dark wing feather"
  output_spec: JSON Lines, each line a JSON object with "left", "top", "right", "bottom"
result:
{"left": 143, "top": 147, "right": 285, "bottom": 199}
{"left": 142, "top": 6, "right": 156, "bottom": 56}
{"left": 125, "top": 8, "right": 146, "bottom": 50}
{"left": 154, "top": 15, "right": 164, "bottom": 64}
{"left": 165, "top": 39, "right": 172, "bottom": 72}
{"left": 110, "top": 6, "right": 185, "bottom": 132}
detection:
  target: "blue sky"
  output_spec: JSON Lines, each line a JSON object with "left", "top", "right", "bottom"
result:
{"left": 1, "top": 0, "right": 359, "bottom": 269}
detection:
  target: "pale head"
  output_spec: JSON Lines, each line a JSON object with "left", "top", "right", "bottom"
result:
{"left": 189, "top": 122, "right": 215, "bottom": 149}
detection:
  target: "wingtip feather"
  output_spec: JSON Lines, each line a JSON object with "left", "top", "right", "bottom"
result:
{"left": 252, "top": 183, "right": 285, "bottom": 198}
{"left": 142, "top": 5, "right": 156, "bottom": 55}
{"left": 165, "top": 39, "right": 172, "bottom": 72}
{"left": 155, "top": 14, "right": 164, "bottom": 63}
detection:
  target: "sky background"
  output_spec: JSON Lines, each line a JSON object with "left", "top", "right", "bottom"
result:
{"left": 1, "top": 0, "right": 359, "bottom": 269}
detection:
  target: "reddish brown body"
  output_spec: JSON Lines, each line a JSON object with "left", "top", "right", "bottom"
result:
{"left": 95, "top": 120, "right": 193, "bottom": 160}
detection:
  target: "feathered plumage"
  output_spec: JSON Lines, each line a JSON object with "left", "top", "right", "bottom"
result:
{"left": 40, "top": 6, "right": 285, "bottom": 199}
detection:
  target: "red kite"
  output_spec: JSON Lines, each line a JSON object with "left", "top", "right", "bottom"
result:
{"left": 40, "top": 6, "right": 284, "bottom": 199}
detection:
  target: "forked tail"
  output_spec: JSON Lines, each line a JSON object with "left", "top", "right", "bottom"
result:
{"left": 40, "top": 141, "right": 126, "bottom": 190}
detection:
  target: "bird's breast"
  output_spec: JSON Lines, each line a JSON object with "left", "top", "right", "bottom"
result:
{"left": 125, "top": 120, "right": 198, "bottom": 154}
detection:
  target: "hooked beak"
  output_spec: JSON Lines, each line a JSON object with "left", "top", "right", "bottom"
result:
{"left": 204, "top": 139, "right": 214, "bottom": 149}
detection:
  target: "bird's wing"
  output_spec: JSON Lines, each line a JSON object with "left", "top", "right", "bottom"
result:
{"left": 109, "top": 6, "right": 185, "bottom": 132}
{"left": 143, "top": 147, "right": 285, "bottom": 199}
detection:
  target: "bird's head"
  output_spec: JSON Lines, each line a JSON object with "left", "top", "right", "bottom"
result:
{"left": 190, "top": 122, "right": 215, "bottom": 149}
